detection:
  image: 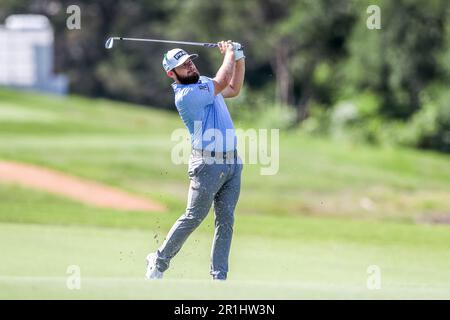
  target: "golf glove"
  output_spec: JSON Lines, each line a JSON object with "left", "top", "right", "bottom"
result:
{"left": 232, "top": 42, "right": 245, "bottom": 61}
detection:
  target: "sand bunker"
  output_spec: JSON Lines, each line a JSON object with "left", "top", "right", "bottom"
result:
{"left": 0, "top": 161, "right": 166, "bottom": 212}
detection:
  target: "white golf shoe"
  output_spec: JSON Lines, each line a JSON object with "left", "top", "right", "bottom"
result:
{"left": 145, "top": 253, "right": 164, "bottom": 280}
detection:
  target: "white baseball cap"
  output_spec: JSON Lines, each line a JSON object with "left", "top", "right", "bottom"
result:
{"left": 162, "top": 48, "right": 198, "bottom": 72}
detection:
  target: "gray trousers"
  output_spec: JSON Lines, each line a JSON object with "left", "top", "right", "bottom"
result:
{"left": 155, "top": 153, "right": 243, "bottom": 280}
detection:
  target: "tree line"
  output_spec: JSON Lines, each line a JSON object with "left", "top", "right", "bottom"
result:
{"left": 1, "top": 0, "right": 449, "bottom": 151}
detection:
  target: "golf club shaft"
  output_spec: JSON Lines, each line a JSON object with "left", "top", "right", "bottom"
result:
{"left": 112, "top": 37, "right": 218, "bottom": 48}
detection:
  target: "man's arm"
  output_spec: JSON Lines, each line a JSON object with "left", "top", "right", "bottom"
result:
{"left": 213, "top": 41, "right": 235, "bottom": 96}
{"left": 222, "top": 58, "right": 245, "bottom": 98}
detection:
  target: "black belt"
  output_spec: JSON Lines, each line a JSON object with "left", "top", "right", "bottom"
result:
{"left": 192, "top": 149, "right": 237, "bottom": 160}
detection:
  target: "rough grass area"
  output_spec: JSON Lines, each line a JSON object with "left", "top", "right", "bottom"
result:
{"left": 0, "top": 88, "right": 449, "bottom": 222}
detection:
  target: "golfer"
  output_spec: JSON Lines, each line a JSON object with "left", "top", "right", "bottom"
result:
{"left": 146, "top": 41, "right": 245, "bottom": 280}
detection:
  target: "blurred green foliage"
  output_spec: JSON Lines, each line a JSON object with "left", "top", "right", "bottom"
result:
{"left": 0, "top": 0, "right": 449, "bottom": 152}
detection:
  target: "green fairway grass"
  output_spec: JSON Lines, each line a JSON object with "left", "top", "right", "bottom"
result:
{"left": 0, "top": 220, "right": 449, "bottom": 299}
{"left": 0, "top": 88, "right": 449, "bottom": 299}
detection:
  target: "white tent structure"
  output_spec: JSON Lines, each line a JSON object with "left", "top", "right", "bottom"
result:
{"left": 0, "top": 14, "right": 68, "bottom": 94}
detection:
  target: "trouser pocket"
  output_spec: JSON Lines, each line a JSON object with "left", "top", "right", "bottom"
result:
{"left": 188, "top": 157, "right": 207, "bottom": 177}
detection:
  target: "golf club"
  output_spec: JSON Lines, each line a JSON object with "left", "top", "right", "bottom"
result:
{"left": 105, "top": 37, "right": 244, "bottom": 50}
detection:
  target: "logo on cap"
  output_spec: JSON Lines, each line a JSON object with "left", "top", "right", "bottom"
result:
{"left": 174, "top": 51, "right": 187, "bottom": 60}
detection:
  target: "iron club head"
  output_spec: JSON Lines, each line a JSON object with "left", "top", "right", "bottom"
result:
{"left": 105, "top": 37, "right": 114, "bottom": 49}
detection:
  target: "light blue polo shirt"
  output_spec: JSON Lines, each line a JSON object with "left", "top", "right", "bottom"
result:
{"left": 172, "top": 76, "right": 237, "bottom": 152}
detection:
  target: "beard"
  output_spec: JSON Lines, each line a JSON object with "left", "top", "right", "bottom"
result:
{"left": 174, "top": 70, "right": 200, "bottom": 85}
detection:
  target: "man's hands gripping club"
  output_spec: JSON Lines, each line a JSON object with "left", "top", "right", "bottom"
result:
{"left": 218, "top": 41, "right": 245, "bottom": 61}
{"left": 213, "top": 40, "right": 245, "bottom": 97}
